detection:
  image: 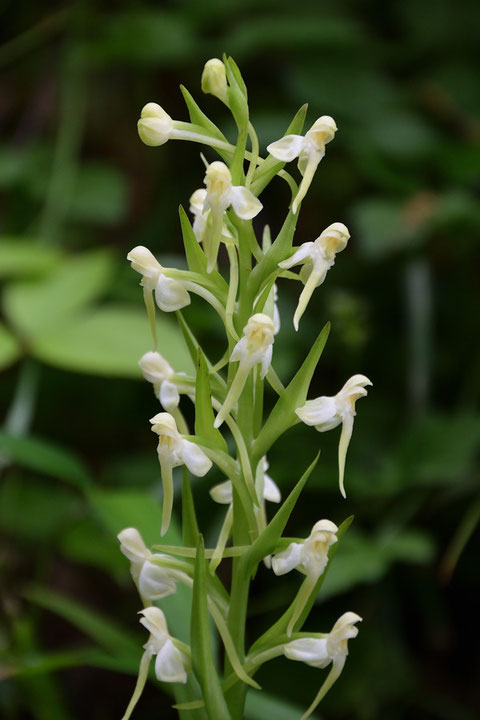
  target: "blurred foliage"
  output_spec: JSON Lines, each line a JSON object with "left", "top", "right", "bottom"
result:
{"left": 1, "top": 1, "right": 479, "bottom": 719}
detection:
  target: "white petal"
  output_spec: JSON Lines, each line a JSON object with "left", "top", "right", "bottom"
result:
{"left": 267, "top": 134, "right": 306, "bottom": 162}
{"left": 210, "top": 480, "right": 233, "bottom": 504}
{"left": 181, "top": 440, "right": 212, "bottom": 477}
{"left": 263, "top": 475, "right": 281, "bottom": 503}
{"left": 230, "top": 186, "right": 263, "bottom": 220}
{"left": 127, "top": 246, "right": 161, "bottom": 281}
{"left": 155, "top": 274, "right": 191, "bottom": 312}
{"left": 159, "top": 381, "right": 180, "bottom": 410}
{"left": 278, "top": 242, "right": 315, "bottom": 270}
{"left": 284, "top": 638, "right": 331, "bottom": 668}
{"left": 154, "top": 639, "right": 188, "bottom": 683}
{"left": 295, "top": 396, "right": 341, "bottom": 431}
{"left": 139, "top": 606, "right": 169, "bottom": 642}
{"left": 189, "top": 188, "right": 207, "bottom": 215}
{"left": 139, "top": 351, "right": 173, "bottom": 385}
{"left": 272, "top": 542, "right": 304, "bottom": 575}
{"left": 139, "top": 560, "right": 177, "bottom": 601}
{"left": 117, "top": 528, "right": 150, "bottom": 564}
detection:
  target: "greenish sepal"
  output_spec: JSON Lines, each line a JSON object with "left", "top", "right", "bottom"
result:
{"left": 179, "top": 205, "right": 209, "bottom": 276}
{"left": 176, "top": 312, "right": 227, "bottom": 397}
{"left": 167, "top": 265, "right": 228, "bottom": 305}
{"left": 253, "top": 276, "right": 275, "bottom": 315}
{"left": 252, "top": 323, "right": 330, "bottom": 465}
{"left": 191, "top": 536, "right": 232, "bottom": 719}
{"left": 247, "top": 210, "right": 298, "bottom": 306}
{"left": 179, "top": 85, "right": 230, "bottom": 145}
{"left": 245, "top": 453, "right": 320, "bottom": 572}
{"left": 225, "top": 56, "right": 248, "bottom": 99}
{"left": 251, "top": 104, "right": 308, "bottom": 195}
{"left": 195, "top": 349, "right": 228, "bottom": 453}
{"left": 182, "top": 467, "right": 200, "bottom": 547}
{"left": 250, "top": 516, "right": 353, "bottom": 653}
{"left": 225, "top": 58, "right": 249, "bottom": 133}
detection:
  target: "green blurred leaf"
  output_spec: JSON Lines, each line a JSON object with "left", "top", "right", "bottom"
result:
{"left": 0, "top": 239, "right": 62, "bottom": 278}
{"left": 31, "top": 305, "right": 192, "bottom": 379}
{"left": 195, "top": 349, "right": 227, "bottom": 452}
{"left": 245, "top": 691, "right": 322, "bottom": 720}
{"left": 0, "top": 321, "right": 21, "bottom": 369}
{"left": 3, "top": 249, "right": 114, "bottom": 339}
{"left": 60, "top": 518, "right": 127, "bottom": 578}
{"left": 68, "top": 163, "right": 129, "bottom": 225}
{"left": 0, "top": 432, "right": 91, "bottom": 489}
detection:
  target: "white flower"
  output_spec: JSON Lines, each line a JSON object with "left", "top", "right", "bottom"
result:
{"left": 283, "top": 612, "right": 362, "bottom": 719}
{"left": 127, "top": 246, "right": 190, "bottom": 312}
{"left": 202, "top": 161, "right": 262, "bottom": 272}
{"left": 279, "top": 222, "right": 350, "bottom": 330}
{"left": 210, "top": 472, "right": 281, "bottom": 505}
{"left": 140, "top": 607, "right": 190, "bottom": 683}
{"left": 189, "top": 188, "right": 234, "bottom": 245}
{"left": 214, "top": 314, "right": 275, "bottom": 428}
{"left": 201, "top": 58, "right": 228, "bottom": 103}
{"left": 272, "top": 519, "right": 338, "bottom": 579}
{"left": 267, "top": 116, "right": 337, "bottom": 214}
{"left": 272, "top": 284, "right": 281, "bottom": 335}
{"left": 296, "top": 375, "right": 372, "bottom": 498}
{"left": 117, "top": 527, "right": 189, "bottom": 601}
{"left": 137, "top": 103, "right": 174, "bottom": 147}
{"left": 139, "top": 351, "right": 180, "bottom": 411}
{"left": 150, "top": 413, "right": 212, "bottom": 535}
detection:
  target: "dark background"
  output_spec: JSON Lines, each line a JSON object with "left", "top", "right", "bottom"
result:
{"left": 1, "top": 1, "right": 479, "bottom": 718}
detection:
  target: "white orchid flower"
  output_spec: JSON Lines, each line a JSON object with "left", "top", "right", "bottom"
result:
{"left": 296, "top": 374, "right": 372, "bottom": 498}
{"left": 267, "top": 116, "right": 337, "bottom": 214}
{"left": 210, "top": 470, "right": 281, "bottom": 505}
{"left": 272, "top": 284, "right": 281, "bottom": 335}
{"left": 279, "top": 222, "right": 350, "bottom": 330}
{"left": 284, "top": 612, "right": 362, "bottom": 719}
{"left": 150, "top": 413, "right": 212, "bottom": 535}
{"left": 189, "top": 188, "right": 234, "bottom": 246}
{"left": 127, "top": 246, "right": 191, "bottom": 313}
{"left": 272, "top": 519, "right": 338, "bottom": 636}
{"left": 117, "top": 527, "right": 189, "bottom": 601}
{"left": 214, "top": 313, "right": 275, "bottom": 428}
{"left": 201, "top": 58, "right": 228, "bottom": 103}
{"left": 138, "top": 351, "right": 181, "bottom": 411}
{"left": 202, "top": 161, "right": 262, "bottom": 272}
{"left": 121, "top": 607, "right": 191, "bottom": 720}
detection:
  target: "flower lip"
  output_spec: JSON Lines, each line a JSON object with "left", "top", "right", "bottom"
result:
{"left": 127, "top": 246, "right": 161, "bottom": 279}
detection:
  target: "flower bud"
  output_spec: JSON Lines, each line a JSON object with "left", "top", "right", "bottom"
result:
{"left": 201, "top": 58, "right": 228, "bottom": 102}
{"left": 137, "top": 103, "right": 174, "bottom": 147}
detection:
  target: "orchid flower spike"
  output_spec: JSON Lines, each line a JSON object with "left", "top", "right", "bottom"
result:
{"left": 296, "top": 374, "right": 372, "bottom": 498}
{"left": 283, "top": 612, "right": 362, "bottom": 719}
{"left": 150, "top": 413, "right": 212, "bottom": 535}
{"left": 189, "top": 188, "right": 234, "bottom": 246}
{"left": 267, "top": 116, "right": 337, "bottom": 214}
{"left": 202, "top": 161, "right": 262, "bottom": 272}
{"left": 117, "top": 527, "right": 189, "bottom": 601}
{"left": 121, "top": 606, "right": 191, "bottom": 720}
{"left": 272, "top": 520, "right": 338, "bottom": 636}
{"left": 214, "top": 313, "right": 275, "bottom": 428}
{"left": 279, "top": 222, "right": 350, "bottom": 330}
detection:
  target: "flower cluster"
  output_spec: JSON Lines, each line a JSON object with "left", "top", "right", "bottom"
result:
{"left": 119, "top": 56, "right": 372, "bottom": 720}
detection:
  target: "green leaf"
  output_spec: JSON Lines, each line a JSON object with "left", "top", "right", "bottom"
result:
{"left": 60, "top": 518, "right": 127, "bottom": 578}
{"left": 182, "top": 467, "right": 200, "bottom": 548}
{"left": 68, "top": 163, "right": 129, "bottom": 225}
{"left": 0, "top": 432, "right": 91, "bottom": 489}
{"left": 253, "top": 323, "right": 330, "bottom": 464}
{"left": 195, "top": 349, "right": 228, "bottom": 452}
{"left": 0, "top": 239, "right": 62, "bottom": 278}
{"left": 179, "top": 86, "right": 228, "bottom": 145}
{"left": 176, "top": 312, "right": 226, "bottom": 398}
{"left": 31, "top": 305, "right": 192, "bottom": 379}
{"left": 179, "top": 204, "right": 209, "bottom": 275}
{"left": 3, "top": 249, "right": 114, "bottom": 339}
{"left": 245, "top": 691, "right": 322, "bottom": 720}
{"left": 0, "top": 321, "right": 21, "bottom": 369}
{"left": 191, "top": 536, "right": 231, "bottom": 719}
{"left": 26, "top": 585, "right": 139, "bottom": 657}
{"left": 246, "top": 453, "right": 320, "bottom": 571}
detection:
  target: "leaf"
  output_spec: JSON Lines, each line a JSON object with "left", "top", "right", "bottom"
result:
{"left": 195, "top": 349, "right": 228, "bottom": 452}
{"left": 253, "top": 323, "right": 330, "bottom": 464}
{"left": 181, "top": 467, "right": 200, "bottom": 548}
{"left": 179, "top": 86, "right": 228, "bottom": 144}
{"left": 68, "top": 163, "right": 129, "bottom": 225}
{"left": 60, "top": 518, "right": 127, "bottom": 578}
{"left": 245, "top": 691, "right": 322, "bottom": 720}
{"left": 31, "top": 305, "right": 192, "bottom": 379}
{"left": 3, "top": 249, "right": 114, "bottom": 339}
{"left": 0, "top": 239, "right": 62, "bottom": 278}
{"left": 0, "top": 432, "right": 91, "bottom": 489}
{"left": 246, "top": 453, "right": 320, "bottom": 570}
{"left": 0, "top": 321, "right": 21, "bottom": 370}
{"left": 190, "top": 536, "right": 231, "bottom": 719}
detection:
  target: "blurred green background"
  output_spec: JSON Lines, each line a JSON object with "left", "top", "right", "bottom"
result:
{"left": 1, "top": 1, "right": 479, "bottom": 718}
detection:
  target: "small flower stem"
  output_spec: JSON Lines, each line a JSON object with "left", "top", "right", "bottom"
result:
{"left": 225, "top": 244, "right": 240, "bottom": 339}
{"left": 245, "top": 122, "right": 259, "bottom": 189}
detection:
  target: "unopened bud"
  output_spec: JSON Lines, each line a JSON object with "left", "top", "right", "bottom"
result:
{"left": 137, "top": 103, "right": 174, "bottom": 147}
{"left": 201, "top": 59, "right": 228, "bottom": 103}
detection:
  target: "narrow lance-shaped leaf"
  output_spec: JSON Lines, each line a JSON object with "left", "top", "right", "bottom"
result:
{"left": 195, "top": 349, "right": 228, "bottom": 453}
{"left": 180, "top": 85, "right": 230, "bottom": 145}
{"left": 176, "top": 312, "right": 226, "bottom": 399}
{"left": 182, "top": 467, "right": 199, "bottom": 548}
{"left": 246, "top": 453, "right": 320, "bottom": 572}
{"left": 178, "top": 206, "right": 228, "bottom": 299}
{"left": 253, "top": 323, "right": 330, "bottom": 465}
{"left": 250, "top": 516, "right": 354, "bottom": 653}
{"left": 191, "top": 536, "right": 232, "bottom": 720}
